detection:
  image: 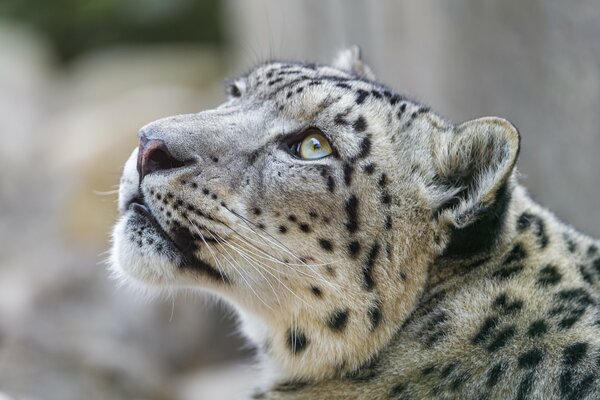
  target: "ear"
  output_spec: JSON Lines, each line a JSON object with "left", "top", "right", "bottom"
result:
{"left": 332, "top": 46, "right": 376, "bottom": 80}
{"left": 432, "top": 117, "right": 520, "bottom": 229}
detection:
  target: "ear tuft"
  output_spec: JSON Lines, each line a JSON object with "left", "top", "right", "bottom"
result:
{"left": 432, "top": 117, "right": 520, "bottom": 228}
{"left": 332, "top": 46, "right": 376, "bottom": 80}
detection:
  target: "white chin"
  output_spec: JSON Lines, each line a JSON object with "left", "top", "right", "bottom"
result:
{"left": 109, "top": 214, "right": 179, "bottom": 288}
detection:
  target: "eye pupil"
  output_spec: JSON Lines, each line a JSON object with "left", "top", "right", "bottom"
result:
{"left": 288, "top": 129, "right": 333, "bottom": 160}
{"left": 310, "top": 138, "right": 321, "bottom": 150}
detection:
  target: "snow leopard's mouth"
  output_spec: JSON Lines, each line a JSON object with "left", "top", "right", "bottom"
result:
{"left": 126, "top": 193, "right": 222, "bottom": 251}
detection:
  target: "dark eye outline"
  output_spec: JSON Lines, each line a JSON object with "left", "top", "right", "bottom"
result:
{"left": 284, "top": 127, "right": 335, "bottom": 160}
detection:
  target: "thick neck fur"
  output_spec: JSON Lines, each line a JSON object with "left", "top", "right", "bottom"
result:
{"left": 428, "top": 183, "right": 551, "bottom": 291}
{"left": 238, "top": 180, "right": 549, "bottom": 386}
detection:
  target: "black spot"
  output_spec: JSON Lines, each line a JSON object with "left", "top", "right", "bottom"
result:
{"left": 211, "top": 193, "right": 217, "bottom": 200}
{"left": 252, "top": 207, "right": 262, "bottom": 216}
{"left": 564, "top": 234, "right": 577, "bottom": 253}
{"left": 588, "top": 244, "right": 598, "bottom": 257}
{"left": 370, "top": 90, "right": 383, "bottom": 99}
{"left": 287, "top": 328, "right": 309, "bottom": 354}
{"left": 518, "top": 348, "right": 544, "bottom": 369}
{"left": 309, "top": 210, "right": 318, "bottom": 219}
{"left": 355, "top": 136, "right": 371, "bottom": 160}
{"left": 504, "top": 243, "right": 527, "bottom": 264}
{"left": 268, "top": 77, "right": 284, "bottom": 86}
{"left": 422, "top": 365, "right": 436, "bottom": 376}
{"left": 516, "top": 212, "right": 549, "bottom": 248}
{"left": 516, "top": 371, "right": 535, "bottom": 400}
{"left": 211, "top": 156, "right": 219, "bottom": 163}
{"left": 191, "top": 182, "right": 198, "bottom": 189}
{"left": 345, "top": 195, "right": 359, "bottom": 233}
{"left": 355, "top": 89, "right": 369, "bottom": 104}
{"left": 384, "top": 215, "right": 392, "bottom": 230}
{"left": 594, "top": 258, "right": 600, "bottom": 274}
{"left": 492, "top": 264, "right": 524, "bottom": 280}
{"left": 399, "top": 103, "right": 407, "bottom": 114}
{"left": 527, "top": 320, "right": 548, "bottom": 338}
{"left": 363, "top": 163, "right": 376, "bottom": 174}
{"left": 422, "top": 311, "right": 449, "bottom": 347}
{"left": 288, "top": 215, "right": 297, "bottom": 223}
{"left": 310, "top": 286, "right": 322, "bottom": 298}
{"left": 472, "top": 316, "right": 499, "bottom": 345}
{"left": 450, "top": 371, "right": 470, "bottom": 391}
{"left": 389, "top": 382, "right": 407, "bottom": 398}
{"left": 334, "top": 113, "right": 348, "bottom": 125}
{"left": 560, "top": 370, "right": 595, "bottom": 400}
{"left": 278, "top": 225, "right": 287, "bottom": 234}
{"left": 368, "top": 301, "right": 382, "bottom": 330}
{"left": 336, "top": 82, "right": 351, "bottom": 89}
{"left": 493, "top": 293, "right": 524, "bottom": 315}
{"left": 299, "top": 223, "right": 311, "bottom": 233}
{"left": 389, "top": 94, "right": 401, "bottom": 105}
{"left": 328, "top": 309, "right": 349, "bottom": 331}
{"left": 202, "top": 188, "right": 209, "bottom": 195}
{"left": 348, "top": 241, "right": 361, "bottom": 258}
{"left": 353, "top": 116, "right": 368, "bottom": 132}
{"left": 378, "top": 173, "right": 388, "bottom": 187}
{"left": 381, "top": 191, "right": 392, "bottom": 205}
{"left": 579, "top": 264, "right": 594, "bottom": 285}
{"left": 319, "top": 239, "right": 333, "bottom": 252}
{"left": 486, "top": 326, "right": 516, "bottom": 352}
{"left": 440, "top": 362, "right": 457, "bottom": 378}
{"left": 257, "top": 223, "right": 265, "bottom": 230}
{"left": 563, "top": 342, "right": 588, "bottom": 366}
{"left": 362, "top": 242, "right": 381, "bottom": 290}
{"left": 343, "top": 163, "right": 354, "bottom": 186}
{"left": 486, "top": 362, "right": 506, "bottom": 388}
{"left": 327, "top": 175, "right": 336, "bottom": 192}
{"left": 248, "top": 150, "right": 259, "bottom": 165}
{"left": 537, "top": 264, "right": 562, "bottom": 286}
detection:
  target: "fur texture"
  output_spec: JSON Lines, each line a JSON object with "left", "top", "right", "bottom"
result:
{"left": 110, "top": 49, "right": 600, "bottom": 399}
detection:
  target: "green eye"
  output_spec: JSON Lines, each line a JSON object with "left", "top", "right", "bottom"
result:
{"left": 290, "top": 129, "right": 333, "bottom": 159}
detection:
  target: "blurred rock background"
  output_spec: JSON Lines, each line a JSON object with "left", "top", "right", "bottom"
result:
{"left": 0, "top": 0, "right": 598, "bottom": 399}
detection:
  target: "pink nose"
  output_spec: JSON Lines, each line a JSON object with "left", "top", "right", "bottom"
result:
{"left": 136, "top": 135, "right": 185, "bottom": 181}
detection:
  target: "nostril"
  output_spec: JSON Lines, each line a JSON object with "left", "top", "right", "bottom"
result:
{"left": 148, "top": 147, "right": 173, "bottom": 170}
{"left": 137, "top": 138, "right": 186, "bottom": 181}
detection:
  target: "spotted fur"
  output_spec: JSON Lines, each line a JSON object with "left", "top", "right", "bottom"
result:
{"left": 110, "top": 47, "right": 600, "bottom": 399}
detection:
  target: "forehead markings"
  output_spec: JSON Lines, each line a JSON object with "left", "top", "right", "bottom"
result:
{"left": 362, "top": 241, "right": 381, "bottom": 290}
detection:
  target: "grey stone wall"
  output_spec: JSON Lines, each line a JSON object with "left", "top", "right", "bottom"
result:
{"left": 228, "top": 0, "right": 600, "bottom": 237}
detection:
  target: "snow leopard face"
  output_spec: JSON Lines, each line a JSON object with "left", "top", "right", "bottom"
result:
{"left": 110, "top": 48, "right": 519, "bottom": 379}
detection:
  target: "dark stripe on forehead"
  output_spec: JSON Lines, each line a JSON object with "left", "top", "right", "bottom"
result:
{"left": 287, "top": 328, "right": 309, "bottom": 354}
{"left": 345, "top": 195, "right": 359, "bottom": 233}
{"left": 362, "top": 241, "right": 381, "bottom": 290}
